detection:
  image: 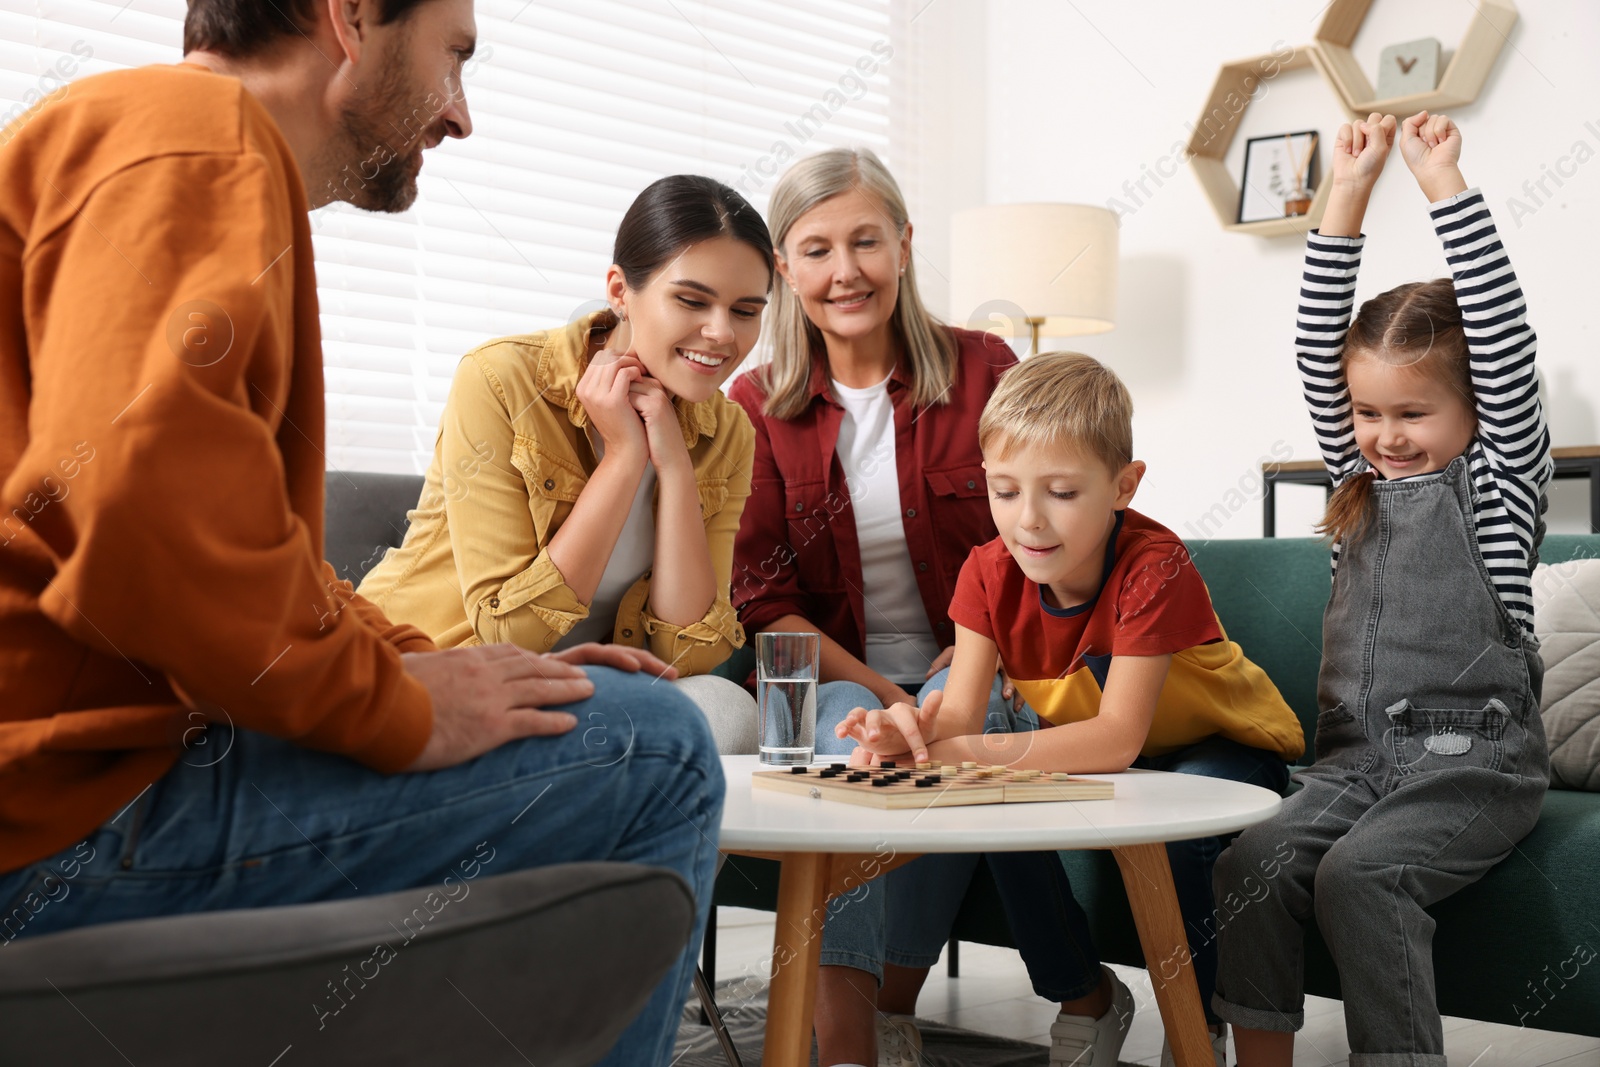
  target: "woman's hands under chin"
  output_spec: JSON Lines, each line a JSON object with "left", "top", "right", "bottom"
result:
{"left": 577, "top": 346, "right": 649, "bottom": 463}
{"left": 628, "top": 374, "right": 694, "bottom": 477}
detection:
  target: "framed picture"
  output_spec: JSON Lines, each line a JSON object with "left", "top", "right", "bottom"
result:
{"left": 1237, "top": 130, "right": 1320, "bottom": 224}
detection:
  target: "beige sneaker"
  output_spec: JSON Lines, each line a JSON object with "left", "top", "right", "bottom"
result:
{"left": 1049, "top": 966, "right": 1134, "bottom": 1067}
{"left": 1158, "top": 1022, "right": 1227, "bottom": 1067}
{"left": 876, "top": 1011, "right": 923, "bottom": 1067}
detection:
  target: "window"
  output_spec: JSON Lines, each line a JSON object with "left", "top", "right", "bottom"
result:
{"left": 2, "top": 0, "right": 901, "bottom": 471}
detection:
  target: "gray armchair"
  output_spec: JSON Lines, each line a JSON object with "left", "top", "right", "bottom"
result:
{"left": 0, "top": 863, "right": 694, "bottom": 1065}
{"left": 0, "top": 472, "right": 699, "bottom": 1066}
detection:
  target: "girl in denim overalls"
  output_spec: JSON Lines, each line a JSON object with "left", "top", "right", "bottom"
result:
{"left": 1212, "top": 113, "right": 1551, "bottom": 1067}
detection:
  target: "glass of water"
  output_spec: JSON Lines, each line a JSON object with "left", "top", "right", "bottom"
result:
{"left": 756, "top": 631, "right": 820, "bottom": 766}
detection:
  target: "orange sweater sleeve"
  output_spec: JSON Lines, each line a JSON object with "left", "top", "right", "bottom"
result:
{"left": 323, "top": 561, "right": 439, "bottom": 655}
{"left": 20, "top": 150, "right": 432, "bottom": 772}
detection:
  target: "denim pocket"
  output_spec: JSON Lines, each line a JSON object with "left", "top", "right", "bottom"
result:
{"left": 1385, "top": 698, "right": 1507, "bottom": 776}
{"left": 1313, "top": 704, "right": 1375, "bottom": 773}
{"left": 511, "top": 435, "right": 586, "bottom": 545}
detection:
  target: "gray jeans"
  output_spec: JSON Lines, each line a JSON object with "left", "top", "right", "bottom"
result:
{"left": 1212, "top": 457, "right": 1549, "bottom": 1067}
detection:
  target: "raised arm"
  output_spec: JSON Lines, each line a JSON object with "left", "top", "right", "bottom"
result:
{"left": 1401, "top": 112, "right": 1551, "bottom": 490}
{"left": 1299, "top": 113, "right": 1394, "bottom": 483}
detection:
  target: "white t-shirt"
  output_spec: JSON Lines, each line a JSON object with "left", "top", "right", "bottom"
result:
{"left": 832, "top": 375, "right": 941, "bottom": 685}
{"left": 554, "top": 427, "right": 657, "bottom": 650}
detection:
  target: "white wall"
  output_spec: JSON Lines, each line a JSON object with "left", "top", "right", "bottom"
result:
{"left": 895, "top": 0, "right": 990, "bottom": 320}
{"left": 913, "top": 0, "right": 1600, "bottom": 538}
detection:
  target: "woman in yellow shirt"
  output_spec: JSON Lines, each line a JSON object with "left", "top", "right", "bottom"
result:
{"left": 359, "top": 176, "right": 772, "bottom": 750}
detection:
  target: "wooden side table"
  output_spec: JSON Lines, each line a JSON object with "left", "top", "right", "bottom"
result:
{"left": 1261, "top": 446, "right": 1600, "bottom": 537}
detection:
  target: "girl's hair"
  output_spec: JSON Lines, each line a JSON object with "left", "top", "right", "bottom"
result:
{"left": 613, "top": 175, "right": 774, "bottom": 291}
{"left": 760, "top": 147, "right": 957, "bottom": 420}
{"left": 1316, "top": 279, "right": 1470, "bottom": 546}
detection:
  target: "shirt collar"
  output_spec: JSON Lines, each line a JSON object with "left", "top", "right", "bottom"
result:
{"left": 1039, "top": 510, "right": 1127, "bottom": 618}
{"left": 542, "top": 309, "right": 719, "bottom": 447}
{"left": 805, "top": 341, "right": 912, "bottom": 408}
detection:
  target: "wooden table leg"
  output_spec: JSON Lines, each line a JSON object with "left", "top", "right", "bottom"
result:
{"left": 1114, "top": 843, "right": 1213, "bottom": 1067}
{"left": 763, "top": 851, "right": 830, "bottom": 1067}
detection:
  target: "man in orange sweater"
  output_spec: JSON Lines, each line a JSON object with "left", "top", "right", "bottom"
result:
{"left": 0, "top": 0, "right": 723, "bottom": 1062}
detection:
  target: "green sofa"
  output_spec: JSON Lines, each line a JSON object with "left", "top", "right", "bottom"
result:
{"left": 713, "top": 535, "right": 1600, "bottom": 1037}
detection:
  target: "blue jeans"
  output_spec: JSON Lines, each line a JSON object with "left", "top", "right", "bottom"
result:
{"left": 812, "top": 669, "right": 1046, "bottom": 980}
{"left": 815, "top": 671, "right": 1289, "bottom": 1020}
{"left": 0, "top": 666, "right": 723, "bottom": 1067}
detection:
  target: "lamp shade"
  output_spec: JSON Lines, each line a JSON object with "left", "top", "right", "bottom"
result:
{"left": 948, "top": 203, "right": 1118, "bottom": 339}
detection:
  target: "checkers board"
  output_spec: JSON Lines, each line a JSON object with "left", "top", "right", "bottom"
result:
{"left": 751, "top": 760, "right": 1114, "bottom": 809}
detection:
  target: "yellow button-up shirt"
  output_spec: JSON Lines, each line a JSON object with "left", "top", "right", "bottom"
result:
{"left": 357, "top": 311, "right": 753, "bottom": 674}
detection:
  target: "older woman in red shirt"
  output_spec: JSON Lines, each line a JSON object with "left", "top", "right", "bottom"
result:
{"left": 730, "top": 147, "right": 1015, "bottom": 713}
{"left": 728, "top": 147, "right": 1016, "bottom": 1065}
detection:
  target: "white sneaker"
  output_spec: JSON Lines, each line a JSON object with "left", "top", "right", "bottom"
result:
{"left": 1050, "top": 966, "right": 1134, "bottom": 1067}
{"left": 1159, "top": 1022, "right": 1227, "bottom": 1067}
{"left": 876, "top": 1012, "right": 922, "bottom": 1067}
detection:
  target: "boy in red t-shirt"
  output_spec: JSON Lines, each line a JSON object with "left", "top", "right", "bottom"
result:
{"left": 835, "top": 352, "right": 1302, "bottom": 1067}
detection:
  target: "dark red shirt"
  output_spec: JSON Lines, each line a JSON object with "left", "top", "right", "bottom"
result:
{"left": 729, "top": 327, "right": 1017, "bottom": 660}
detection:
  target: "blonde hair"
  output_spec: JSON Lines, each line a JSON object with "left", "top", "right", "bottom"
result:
{"left": 760, "top": 147, "right": 957, "bottom": 420}
{"left": 978, "top": 351, "right": 1133, "bottom": 473}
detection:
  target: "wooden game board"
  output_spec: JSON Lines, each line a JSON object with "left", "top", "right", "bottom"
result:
{"left": 751, "top": 760, "right": 1114, "bottom": 809}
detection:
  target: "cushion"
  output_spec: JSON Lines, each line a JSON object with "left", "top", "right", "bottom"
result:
{"left": 1533, "top": 558, "right": 1600, "bottom": 790}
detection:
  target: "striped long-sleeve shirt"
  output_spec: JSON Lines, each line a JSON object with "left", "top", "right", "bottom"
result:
{"left": 1296, "top": 188, "right": 1552, "bottom": 634}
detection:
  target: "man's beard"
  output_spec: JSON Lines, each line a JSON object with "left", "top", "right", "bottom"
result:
{"left": 330, "top": 37, "right": 435, "bottom": 213}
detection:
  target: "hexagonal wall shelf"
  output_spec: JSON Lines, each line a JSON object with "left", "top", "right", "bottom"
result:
{"left": 1311, "top": 0, "right": 1518, "bottom": 118}
{"left": 1185, "top": 47, "right": 1335, "bottom": 239}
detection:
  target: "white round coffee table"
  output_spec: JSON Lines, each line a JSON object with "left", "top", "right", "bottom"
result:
{"left": 716, "top": 755, "right": 1283, "bottom": 1067}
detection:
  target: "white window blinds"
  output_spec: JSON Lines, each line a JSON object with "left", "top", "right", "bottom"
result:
{"left": 2, "top": 0, "right": 900, "bottom": 472}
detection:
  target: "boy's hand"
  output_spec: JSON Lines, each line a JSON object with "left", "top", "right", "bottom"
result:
{"left": 836, "top": 690, "right": 943, "bottom": 764}
{"left": 1399, "top": 110, "right": 1467, "bottom": 202}
{"left": 1330, "top": 112, "right": 1396, "bottom": 192}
